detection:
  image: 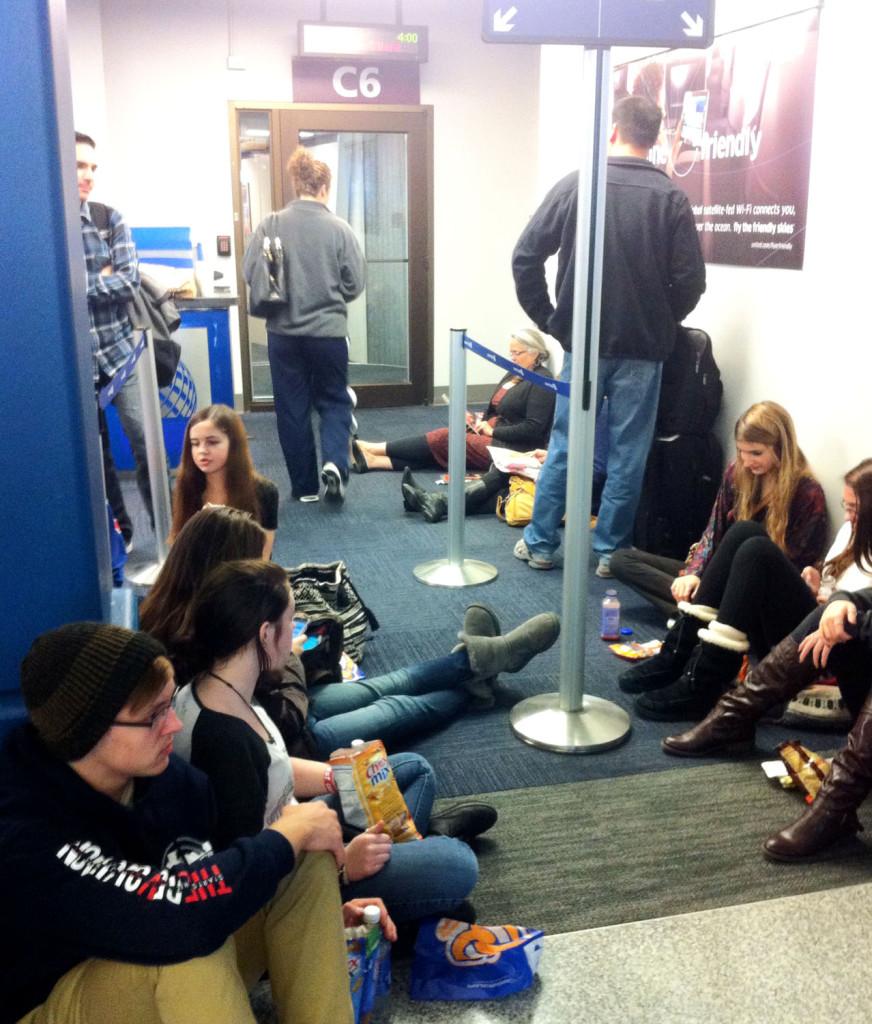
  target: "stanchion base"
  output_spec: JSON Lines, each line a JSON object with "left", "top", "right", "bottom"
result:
{"left": 125, "top": 561, "right": 164, "bottom": 588}
{"left": 510, "top": 692, "right": 631, "bottom": 753}
{"left": 412, "top": 558, "right": 498, "bottom": 588}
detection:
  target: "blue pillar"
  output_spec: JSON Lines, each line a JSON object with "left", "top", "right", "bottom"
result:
{"left": 0, "top": 0, "right": 110, "bottom": 713}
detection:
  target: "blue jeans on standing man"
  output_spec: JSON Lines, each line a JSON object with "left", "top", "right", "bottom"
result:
{"left": 267, "top": 332, "right": 352, "bottom": 498}
{"left": 523, "top": 352, "right": 662, "bottom": 561}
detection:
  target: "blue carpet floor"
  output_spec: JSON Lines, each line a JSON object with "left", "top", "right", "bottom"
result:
{"left": 126, "top": 405, "right": 843, "bottom": 798}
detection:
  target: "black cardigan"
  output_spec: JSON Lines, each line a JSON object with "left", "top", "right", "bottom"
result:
{"left": 485, "top": 367, "right": 555, "bottom": 451}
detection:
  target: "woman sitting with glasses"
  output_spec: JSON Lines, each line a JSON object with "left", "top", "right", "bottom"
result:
{"left": 350, "top": 330, "right": 555, "bottom": 474}
{"left": 620, "top": 458, "right": 872, "bottom": 724}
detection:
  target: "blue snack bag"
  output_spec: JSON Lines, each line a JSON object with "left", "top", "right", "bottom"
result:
{"left": 345, "top": 934, "right": 368, "bottom": 1022}
{"left": 409, "top": 918, "right": 544, "bottom": 1001}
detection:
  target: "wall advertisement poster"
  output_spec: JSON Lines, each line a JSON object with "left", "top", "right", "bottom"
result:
{"left": 615, "top": 9, "right": 820, "bottom": 270}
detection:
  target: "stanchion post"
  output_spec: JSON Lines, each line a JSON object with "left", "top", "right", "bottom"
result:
{"left": 510, "top": 46, "right": 631, "bottom": 753}
{"left": 412, "top": 328, "right": 498, "bottom": 588}
{"left": 126, "top": 329, "right": 172, "bottom": 585}
{"left": 446, "top": 328, "right": 467, "bottom": 565}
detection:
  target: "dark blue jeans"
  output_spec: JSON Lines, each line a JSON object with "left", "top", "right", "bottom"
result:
{"left": 306, "top": 650, "right": 473, "bottom": 756}
{"left": 267, "top": 333, "right": 352, "bottom": 497}
{"left": 322, "top": 752, "right": 478, "bottom": 923}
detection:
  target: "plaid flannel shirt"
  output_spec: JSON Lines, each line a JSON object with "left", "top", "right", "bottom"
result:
{"left": 80, "top": 201, "right": 140, "bottom": 383}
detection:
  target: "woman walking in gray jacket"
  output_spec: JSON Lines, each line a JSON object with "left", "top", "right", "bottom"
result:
{"left": 244, "top": 146, "right": 365, "bottom": 504}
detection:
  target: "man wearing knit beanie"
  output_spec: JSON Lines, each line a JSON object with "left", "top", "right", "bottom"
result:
{"left": 1, "top": 622, "right": 360, "bottom": 1024}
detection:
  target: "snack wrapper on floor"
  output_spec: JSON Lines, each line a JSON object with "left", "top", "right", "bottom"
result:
{"left": 776, "top": 740, "right": 831, "bottom": 802}
{"left": 609, "top": 639, "right": 662, "bottom": 661}
{"left": 329, "top": 739, "right": 422, "bottom": 841}
{"left": 410, "top": 918, "right": 544, "bottom": 1001}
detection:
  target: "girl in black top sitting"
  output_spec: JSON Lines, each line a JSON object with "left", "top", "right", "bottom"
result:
{"left": 170, "top": 404, "right": 279, "bottom": 557}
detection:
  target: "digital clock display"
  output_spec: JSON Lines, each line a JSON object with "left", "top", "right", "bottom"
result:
{"left": 299, "top": 22, "right": 429, "bottom": 63}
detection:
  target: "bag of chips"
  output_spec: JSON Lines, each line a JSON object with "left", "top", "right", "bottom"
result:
{"left": 329, "top": 739, "right": 421, "bottom": 842}
{"left": 410, "top": 917, "right": 544, "bottom": 1001}
{"left": 776, "top": 740, "right": 830, "bottom": 802}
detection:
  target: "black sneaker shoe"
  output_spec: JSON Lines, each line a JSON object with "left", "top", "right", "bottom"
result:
{"left": 428, "top": 802, "right": 497, "bottom": 841}
{"left": 321, "top": 462, "right": 345, "bottom": 503}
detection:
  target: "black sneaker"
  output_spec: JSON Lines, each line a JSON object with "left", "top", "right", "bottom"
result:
{"left": 428, "top": 802, "right": 497, "bottom": 841}
{"left": 321, "top": 462, "right": 345, "bottom": 503}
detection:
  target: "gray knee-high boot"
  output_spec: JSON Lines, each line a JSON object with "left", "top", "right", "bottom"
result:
{"left": 457, "top": 613, "right": 560, "bottom": 680}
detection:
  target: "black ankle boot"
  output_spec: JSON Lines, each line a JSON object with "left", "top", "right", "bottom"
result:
{"left": 419, "top": 490, "right": 448, "bottom": 523}
{"left": 635, "top": 641, "right": 743, "bottom": 722}
{"left": 401, "top": 467, "right": 426, "bottom": 513}
{"left": 618, "top": 610, "right": 709, "bottom": 694}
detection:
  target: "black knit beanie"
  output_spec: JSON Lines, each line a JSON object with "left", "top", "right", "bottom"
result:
{"left": 21, "top": 622, "right": 167, "bottom": 761}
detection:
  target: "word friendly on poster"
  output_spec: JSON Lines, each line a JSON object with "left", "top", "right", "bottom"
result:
{"left": 614, "top": 8, "right": 819, "bottom": 270}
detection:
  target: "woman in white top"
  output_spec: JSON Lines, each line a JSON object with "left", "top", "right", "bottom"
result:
{"left": 174, "top": 559, "right": 480, "bottom": 925}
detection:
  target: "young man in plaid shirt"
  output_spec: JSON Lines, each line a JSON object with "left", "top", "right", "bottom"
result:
{"left": 76, "top": 131, "right": 153, "bottom": 547}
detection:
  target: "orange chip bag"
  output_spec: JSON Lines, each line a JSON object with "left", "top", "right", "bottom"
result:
{"left": 329, "top": 739, "right": 422, "bottom": 842}
{"left": 776, "top": 740, "right": 830, "bottom": 803}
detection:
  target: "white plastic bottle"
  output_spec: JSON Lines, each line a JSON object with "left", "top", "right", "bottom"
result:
{"left": 601, "top": 589, "right": 621, "bottom": 640}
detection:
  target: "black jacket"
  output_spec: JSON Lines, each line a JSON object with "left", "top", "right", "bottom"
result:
{"left": 512, "top": 157, "right": 706, "bottom": 358}
{"left": 486, "top": 368, "right": 555, "bottom": 451}
{"left": 0, "top": 725, "right": 295, "bottom": 1023}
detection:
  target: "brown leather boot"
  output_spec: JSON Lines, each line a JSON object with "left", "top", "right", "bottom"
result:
{"left": 661, "top": 634, "right": 818, "bottom": 757}
{"left": 763, "top": 704, "right": 872, "bottom": 862}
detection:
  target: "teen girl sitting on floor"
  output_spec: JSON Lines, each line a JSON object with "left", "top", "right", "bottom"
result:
{"left": 610, "top": 400, "right": 827, "bottom": 620}
{"left": 174, "top": 559, "right": 483, "bottom": 924}
{"left": 142, "top": 507, "right": 559, "bottom": 758}
{"left": 351, "top": 330, "right": 555, "bottom": 474}
{"left": 621, "top": 459, "right": 870, "bottom": 723}
{"left": 140, "top": 506, "right": 557, "bottom": 849}
{"left": 170, "top": 404, "right": 279, "bottom": 557}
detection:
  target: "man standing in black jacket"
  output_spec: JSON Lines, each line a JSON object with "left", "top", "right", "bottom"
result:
{"left": 0, "top": 622, "right": 392, "bottom": 1024}
{"left": 511, "top": 96, "right": 706, "bottom": 576}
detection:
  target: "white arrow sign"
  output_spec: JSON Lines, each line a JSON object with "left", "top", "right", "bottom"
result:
{"left": 493, "top": 6, "right": 518, "bottom": 32}
{"left": 681, "top": 11, "right": 704, "bottom": 37}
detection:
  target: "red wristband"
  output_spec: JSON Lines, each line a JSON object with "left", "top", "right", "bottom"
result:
{"left": 323, "top": 767, "right": 337, "bottom": 794}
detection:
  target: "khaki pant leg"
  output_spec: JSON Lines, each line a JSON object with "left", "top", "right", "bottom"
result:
{"left": 234, "top": 850, "right": 352, "bottom": 1024}
{"left": 17, "top": 938, "right": 256, "bottom": 1024}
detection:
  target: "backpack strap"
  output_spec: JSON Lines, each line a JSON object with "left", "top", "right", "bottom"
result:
{"left": 88, "top": 201, "right": 113, "bottom": 232}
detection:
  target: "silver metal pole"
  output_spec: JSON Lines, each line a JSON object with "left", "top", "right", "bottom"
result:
{"left": 413, "top": 329, "right": 498, "bottom": 587}
{"left": 126, "top": 330, "right": 172, "bottom": 587}
{"left": 447, "top": 326, "right": 467, "bottom": 565}
{"left": 511, "top": 47, "right": 631, "bottom": 753}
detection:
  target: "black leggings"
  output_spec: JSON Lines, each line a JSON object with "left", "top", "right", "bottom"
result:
{"left": 694, "top": 521, "right": 817, "bottom": 658}
{"left": 385, "top": 435, "right": 434, "bottom": 470}
{"left": 464, "top": 466, "right": 509, "bottom": 516}
{"left": 790, "top": 605, "right": 872, "bottom": 719}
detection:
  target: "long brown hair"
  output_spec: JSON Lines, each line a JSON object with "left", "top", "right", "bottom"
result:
{"left": 825, "top": 459, "right": 872, "bottom": 581}
{"left": 141, "top": 506, "right": 267, "bottom": 657}
{"left": 187, "top": 560, "right": 292, "bottom": 680}
{"left": 170, "top": 405, "right": 261, "bottom": 540}
{"left": 732, "top": 401, "right": 813, "bottom": 552}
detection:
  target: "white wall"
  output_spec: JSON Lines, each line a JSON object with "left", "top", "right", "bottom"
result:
{"left": 65, "top": 0, "right": 541, "bottom": 393}
{"left": 536, "top": 0, "right": 872, "bottom": 530}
